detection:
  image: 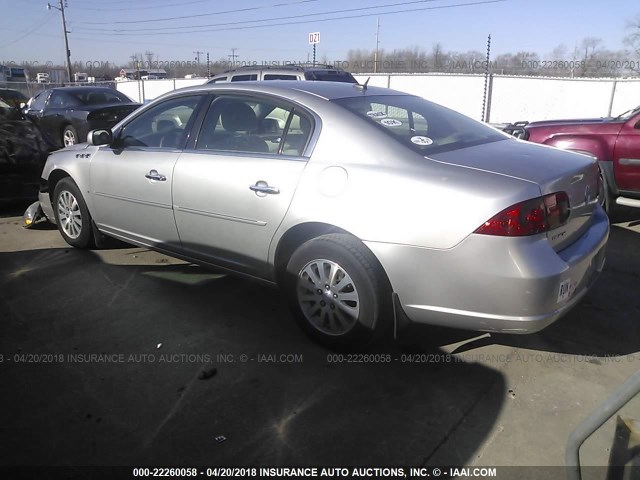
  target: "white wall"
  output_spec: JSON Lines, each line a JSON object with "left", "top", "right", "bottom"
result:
{"left": 116, "top": 74, "right": 640, "bottom": 123}
{"left": 116, "top": 78, "right": 208, "bottom": 103}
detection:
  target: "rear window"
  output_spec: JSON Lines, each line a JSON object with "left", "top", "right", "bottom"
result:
{"left": 332, "top": 94, "right": 508, "bottom": 155}
{"left": 264, "top": 74, "right": 298, "bottom": 80}
{"left": 304, "top": 71, "right": 357, "bottom": 83}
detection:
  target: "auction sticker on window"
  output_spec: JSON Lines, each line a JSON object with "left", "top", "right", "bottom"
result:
{"left": 367, "top": 110, "right": 386, "bottom": 119}
{"left": 557, "top": 278, "right": 575, "bottom": 303}
{"left": 380, "top": 118, "right": 402, "bottom": 127}
{"left": 411, "top": 136, "right": 433, "bottom": 146}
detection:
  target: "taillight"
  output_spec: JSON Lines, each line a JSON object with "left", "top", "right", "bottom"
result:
{"left": 475, "top": 192, "right": 570, "bottom": 237}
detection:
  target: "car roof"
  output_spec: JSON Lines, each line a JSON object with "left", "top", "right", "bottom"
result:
{"left": 173, "top": 80, "right": 406, "bottom": 101}
{"left": 215, "top": 64, "right": 349, "bottom": 75}
{"left": 48, "top": 86, "right": 117, "bottom": 93}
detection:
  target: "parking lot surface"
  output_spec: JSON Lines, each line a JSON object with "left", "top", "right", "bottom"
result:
{"left": 1, "top": 205, "right": 639, "bottom": 473}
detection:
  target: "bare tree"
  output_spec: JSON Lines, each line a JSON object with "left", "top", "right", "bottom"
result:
{"left": 624, "top": 14, "right": 640, "bottom": 74}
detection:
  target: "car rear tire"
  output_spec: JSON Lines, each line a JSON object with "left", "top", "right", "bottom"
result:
{"left": 599, "top": 171, "right": 618, "bottom": 220}
{"left": 284, "top": 233, "right": 391, "bottom": 349}
{"left": 62, "top": 125, "right": 78, "bottom": 147}
{"left": 53, "top": 178, "right": 95, "bottom": 249}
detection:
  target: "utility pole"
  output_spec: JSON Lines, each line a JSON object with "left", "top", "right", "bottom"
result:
{"left": 206, "top": 51, "right": 210, "bottom": 78}
{"left": 228, "top": 48, "right": 239, "bottom": 66}
{"left": 47, "top": 0, "right": 72, "bottom": 83}
{"left": 193, "top": 50, "right": 203, "bottom": 69}
{"left": 374, "top": 17, "right": 380, "bottom": 73}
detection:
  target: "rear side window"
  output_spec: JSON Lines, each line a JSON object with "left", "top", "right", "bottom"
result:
{"left": 304, "top": 71, "right": 357, "bottom": 83}
{"left": 196, "top": 95, "right": 312, "bottom": 156}
{"left": 333, "top": 95, "right": 507, "bottom": 155}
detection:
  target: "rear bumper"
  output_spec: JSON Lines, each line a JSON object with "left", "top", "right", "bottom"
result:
{"left": 365, "top": 206, "right": 609, "bottom": 334}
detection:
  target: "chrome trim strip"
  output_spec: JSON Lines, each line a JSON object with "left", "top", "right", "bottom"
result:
{"left": 619, "top": 158, "right": 640, "bottom": 166}
{"left": 174, "top": 205, "right": 267, "bottom": 226}
{"left": 94, "top": 192, "right": 173, "bottom": 210}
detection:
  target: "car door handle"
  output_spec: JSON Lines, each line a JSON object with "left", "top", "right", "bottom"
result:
{"left": 250, "top": 181, "right": 280, "bottom": 195}
{"left": 145, "top": 169, "right": 166, "bottom": 181}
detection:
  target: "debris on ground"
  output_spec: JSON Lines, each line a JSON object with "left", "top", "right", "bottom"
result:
{"left": 198, "top": 367, "right": 218, "bottom": 380}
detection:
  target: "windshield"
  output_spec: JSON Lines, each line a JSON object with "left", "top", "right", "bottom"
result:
{"left": 614, "top": 105, "right": 640, "bottom": 121}
{"left": 332, "top": 94, "right": 508, "bottom": 155}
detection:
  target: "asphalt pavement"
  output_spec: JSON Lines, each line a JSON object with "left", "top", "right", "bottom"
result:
{"left": 1, "top": 203, "right": 639, "bottom": 477}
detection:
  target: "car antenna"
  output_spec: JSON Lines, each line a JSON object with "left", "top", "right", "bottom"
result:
{"left": 354, "top": 77, "right": 370, "bottom": 92}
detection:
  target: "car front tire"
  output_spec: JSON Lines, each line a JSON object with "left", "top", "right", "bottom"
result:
{"left": 62, "top": 125, "right": 78, "bottom": 147}
{"left": 53, "top": 178, "right": 94, "bottom": 248}
{"left": 285, "top": 233, "right": 391, "bottom": 349}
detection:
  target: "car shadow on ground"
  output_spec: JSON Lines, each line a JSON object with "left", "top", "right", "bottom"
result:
{"left": 0, "top": 247, "right": 506, "bottom": 466}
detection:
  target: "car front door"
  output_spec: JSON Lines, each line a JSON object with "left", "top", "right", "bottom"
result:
{"left": 90, "top": 94, "right": 206, "bottom": 251}
{"left": 172, "top": 94, "right": 314, "bottom": 278}
{"left": 613, "top": 113, "right": 640, "bottom": 192}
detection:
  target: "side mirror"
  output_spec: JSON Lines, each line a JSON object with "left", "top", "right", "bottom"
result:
{"left": 88, "top": 129, "right": 113, "bottom": 146}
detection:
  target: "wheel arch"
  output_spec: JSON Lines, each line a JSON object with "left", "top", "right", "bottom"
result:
{"left": 272, "top": 222, "right": 393, "bottom": 293}
{"left": 47, "top": 168, "right": 72, "bottom": 204}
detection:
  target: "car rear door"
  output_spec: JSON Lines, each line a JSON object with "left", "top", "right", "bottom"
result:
{"left": 90, "top": 93, "right": 206, "bottom": 251}
{"left": 612, "top": 113, "right": 640, "bottom": 192}
{"left": 172, "top": 94, "right": 314, "bottom": 278}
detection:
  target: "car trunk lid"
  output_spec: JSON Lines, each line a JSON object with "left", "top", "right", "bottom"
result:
{"left": 429, "top": 138, "right": 600, "bottom": 251}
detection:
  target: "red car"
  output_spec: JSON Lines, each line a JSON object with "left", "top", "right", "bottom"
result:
{"left": 505, "top": 106, "right": 640, "bottom": 216}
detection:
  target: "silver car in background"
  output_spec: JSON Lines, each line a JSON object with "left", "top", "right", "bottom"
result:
{"left": 34, "top": 81, "right": 609, "bottom": 348}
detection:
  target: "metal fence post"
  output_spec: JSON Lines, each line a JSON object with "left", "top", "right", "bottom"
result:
{"left": 566, "top": 369, "right": 640, "bottom": 480}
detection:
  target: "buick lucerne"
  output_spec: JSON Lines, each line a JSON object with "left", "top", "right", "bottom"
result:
{"left": 31, "top": 81, "right": 609, "bottom": 347}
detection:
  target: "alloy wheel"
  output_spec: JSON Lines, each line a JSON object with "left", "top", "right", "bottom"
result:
{"left": 57, "top": 190, "right": 82, "bottom": 239}
{"left": 63, "top": 129, "right": 77, "bottom": 146}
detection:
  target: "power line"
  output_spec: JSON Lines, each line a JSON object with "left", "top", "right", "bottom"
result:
{"left": 72, "top": 0, "right": 508, "bottom": 37}
{"left": 0, "top": 13, "right": 52, "bottom": 49}
{"left": 76, "top": 0, "right": 228, "bottom": 12}
{"left": 74, "top": 0, "right": 443, "bottom": 33}
{"left": 78, "top": 0, "right": 320, "bottom": 25}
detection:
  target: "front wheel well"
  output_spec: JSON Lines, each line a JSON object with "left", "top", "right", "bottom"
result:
{"left": 47, "top": 169, "right": 71, "bottom": 203}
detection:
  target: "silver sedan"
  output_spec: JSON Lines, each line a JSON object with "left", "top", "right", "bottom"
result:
{"left": 32, "top": 81, "right": 609, "bottom": 348}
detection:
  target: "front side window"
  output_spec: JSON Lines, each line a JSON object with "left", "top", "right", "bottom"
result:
{"left": 333, "top": 94, "right": 507, "bottom": 155}
{"left": 48, "top": 91, "right": 81, "bottom": 109}
{"left": 118, "top": 95, "right": 202, "bottom": 149}
{"left": 196, "top": 95, "right": 312, "bottom": 156}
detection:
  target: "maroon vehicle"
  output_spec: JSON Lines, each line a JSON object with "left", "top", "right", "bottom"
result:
{"left": 504, "top": 106, "right": 640, "bottom": 216}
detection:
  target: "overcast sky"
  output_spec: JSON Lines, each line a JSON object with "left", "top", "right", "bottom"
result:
{"left": 1, "top": 0, "right": 639, "bottom": 67}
